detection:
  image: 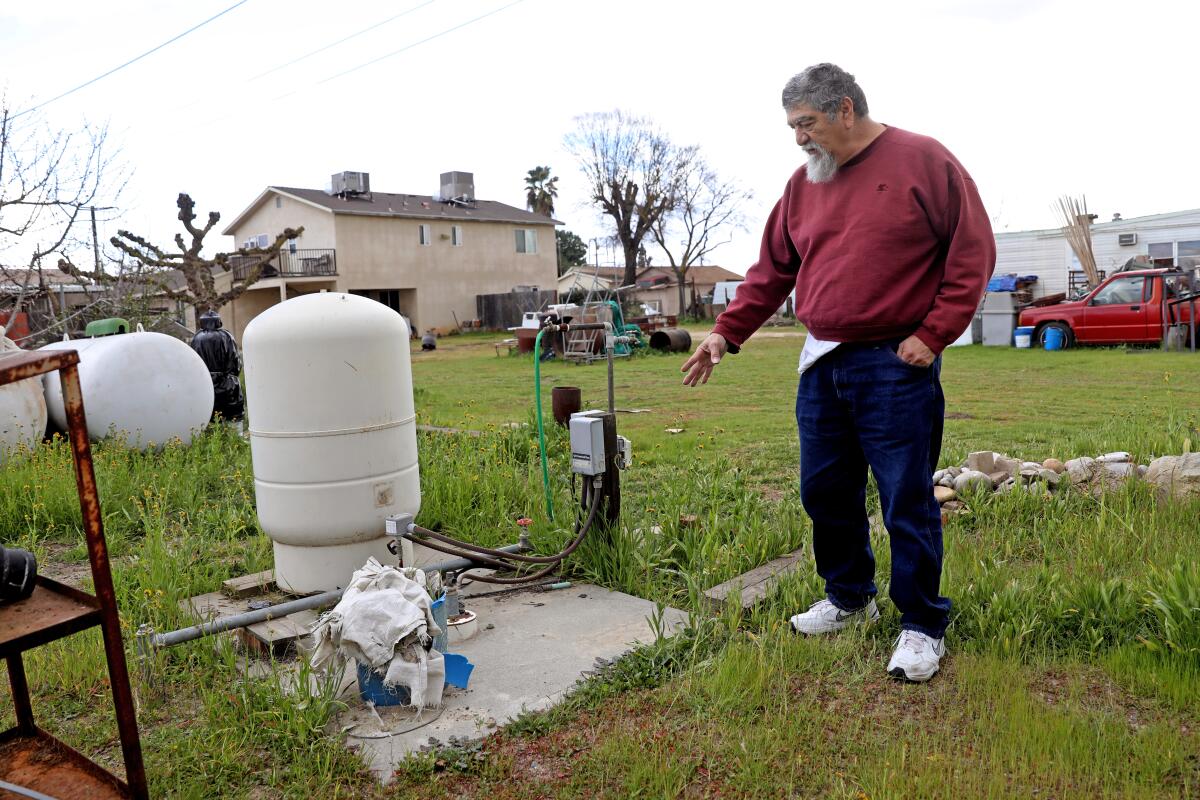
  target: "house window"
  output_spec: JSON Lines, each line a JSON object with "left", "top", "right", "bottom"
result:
{"left": 1148, "top": 241, "right": 1174, "bottom": 267}
{"left": 514, "top": 228, "right": 537, "bottom": 254}
{"left": 275, "top": 196, "right": 282, "bottom": 209}
{"left": 451, "top": 225, "right": 463, "bottom": 246}
{"left": 419, "top": 224, "right": 432, "bottom": 246}
{"left": 1178, "top": 240, "right": 1200, "bottom": 269}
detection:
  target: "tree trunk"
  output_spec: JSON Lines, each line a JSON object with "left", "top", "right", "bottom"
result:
{"left": 674, "top": 268, "right": 687, "bottom": 318}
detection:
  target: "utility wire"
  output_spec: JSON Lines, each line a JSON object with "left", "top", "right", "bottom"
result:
{"left": 317, "top": 0, "right": 527, "bottom": 85}
{"left": 13, "top": 0, "right": 251, "bottom": 120}
{"left": 249, "top": 0, "right": 439, "bottom": 82}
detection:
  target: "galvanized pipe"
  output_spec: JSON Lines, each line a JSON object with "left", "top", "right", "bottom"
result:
{"left": 144, "top": 544, "right": 527, "bottom": 650}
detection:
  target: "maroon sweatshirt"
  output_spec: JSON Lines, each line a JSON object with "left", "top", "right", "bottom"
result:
{"left": 713, "top": 126, "right": 995, "bottom": 354}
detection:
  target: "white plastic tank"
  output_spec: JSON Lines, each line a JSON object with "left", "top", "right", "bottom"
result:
{"left": 243, "top": 292, "right": 420, "bottom": 593}
{"left": 0, "top": 334, "right": 49, "bottom": 463}
{"left": 40, "top": 327, "right": 214, "bottom": 450}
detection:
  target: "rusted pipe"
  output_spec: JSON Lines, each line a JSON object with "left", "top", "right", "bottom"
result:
{"left": 551, "top": 386, "right": 581, "bottom": 426}
{"left": 649, "top": 328, "right": 692, "bottom": 352}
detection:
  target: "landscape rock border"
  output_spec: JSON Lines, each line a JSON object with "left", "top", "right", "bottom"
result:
{"left": 932, "top": 450, "right": 1198, "bottom": 509}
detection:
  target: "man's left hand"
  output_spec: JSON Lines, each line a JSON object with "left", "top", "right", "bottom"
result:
{"left": 897, "top": 335, "right": 936, "bottom": 367}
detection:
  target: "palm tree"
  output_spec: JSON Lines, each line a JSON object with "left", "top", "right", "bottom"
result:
{"left": 524, "top": 166, "right": 558, "bottom": 217}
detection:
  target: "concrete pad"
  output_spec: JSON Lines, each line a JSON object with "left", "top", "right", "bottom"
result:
{"left": 334, "top": 583, "right": 689, "bottom": 782}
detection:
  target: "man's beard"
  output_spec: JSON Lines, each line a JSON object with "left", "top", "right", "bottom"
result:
{"left": 804, "top": 143, "right": 838, "bottom": 184}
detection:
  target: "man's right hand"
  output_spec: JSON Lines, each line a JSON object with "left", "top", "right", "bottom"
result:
{"left": 681, "top": 333, "right": 728, "bottom": 386}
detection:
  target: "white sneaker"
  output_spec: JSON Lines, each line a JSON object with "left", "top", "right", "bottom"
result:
{"left": 887, "top": 630, "right": 945, "bottom": 682}
{"left": 789, "top": 598, "right": 880, "bottom": 635}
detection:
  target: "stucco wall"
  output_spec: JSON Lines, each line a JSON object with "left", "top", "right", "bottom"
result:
{"left": 224, "top": 192, "right": 336, "bottom": 249}
{"left": 333, "top": 214, "right": 557, "bottom": 332}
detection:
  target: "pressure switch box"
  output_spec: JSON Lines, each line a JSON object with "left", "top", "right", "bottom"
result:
{"left": 569, "top": 412, "right": 606, "bottom": 475}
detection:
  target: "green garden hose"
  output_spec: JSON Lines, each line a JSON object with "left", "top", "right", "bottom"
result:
{"left": 533, "top": 328, "right": 554, "bottom": 521}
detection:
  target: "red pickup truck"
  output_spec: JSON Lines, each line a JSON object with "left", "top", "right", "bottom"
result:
{"left": 1018, "top": 268, "right": 1196, "bottom": 347}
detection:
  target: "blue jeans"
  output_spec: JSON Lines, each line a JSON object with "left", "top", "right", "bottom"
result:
{"left": 796, "top": 340, "right": 950, "bottom": 638}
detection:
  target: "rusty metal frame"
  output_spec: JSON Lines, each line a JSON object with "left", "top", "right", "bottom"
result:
{"left": 0, "top": 349, "right": 149, "bottom": 799}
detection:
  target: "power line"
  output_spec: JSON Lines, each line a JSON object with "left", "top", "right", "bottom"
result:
{"left": 317, "top": 0, "right": 527, "bottom": 85}
{"left": 249, "top": 0, "right": 439, "bottom": 83}
{"left": 13, "top": 1, "right": 251, "bottom": 120}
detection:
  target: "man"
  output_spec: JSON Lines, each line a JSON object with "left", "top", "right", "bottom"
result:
{"left": 682, "top": 63, "right": 994, "bottom": 682}
{"left": 190, "top": 310, "right": 244, "bottom": 421}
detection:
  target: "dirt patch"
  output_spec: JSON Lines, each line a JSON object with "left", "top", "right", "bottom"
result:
{"left": 35, "top": 541, "right": 93, "bottom": 588}
{"left": 1029, "top": 665, "right": 1160, "bottom": 731}
{"left": 945, "top": 411, "right": 975, "bottom": 420}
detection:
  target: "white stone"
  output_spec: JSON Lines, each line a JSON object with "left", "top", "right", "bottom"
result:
{"left": 953, "top": 470, "right": 993, "bottom": 494}
{"left": 966, "top": 451, "right": 995, "bottom": 474}
{"left": 1145, "top": 454, "right": 1200, "bottom": 502}
{"left": 1097, "top": 451, "right": 1132, "bottom": 464}
{"left": 1038, "top": 469, "right": 1062, "bottom": 487}
{"left": 1102, "top": 462, "right": 1136, "bottom": 478}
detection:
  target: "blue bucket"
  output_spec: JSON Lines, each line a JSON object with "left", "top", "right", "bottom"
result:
{"left": 1013, "top": 326, "right": 1034, "bottom": 349}
{"left": 356, "top": 661, "right": 411, "bottom": 706}
{"left": 1043, "top": 327, "right": 1064, "bottom": 351}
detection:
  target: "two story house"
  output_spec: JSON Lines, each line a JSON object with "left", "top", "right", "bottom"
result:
{"left": 219, "top": 171, "right": 559, "bottom": 342}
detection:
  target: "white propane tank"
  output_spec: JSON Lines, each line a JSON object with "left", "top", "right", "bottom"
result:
{"left": 0, "top": 334, "right": 48, "bottom": 462}
{"left": 40, "top": 327, "right": 214, "bottom": 450}
{"left": 243, "top": 292, "right": 420, "bottom": 593}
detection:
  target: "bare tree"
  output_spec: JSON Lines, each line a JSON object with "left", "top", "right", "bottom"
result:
{"left": 650, "top": 159, "right": 752, "bottom": 317}
{"left": 0, "top": 101, "right": 124, "bottom": 330}
{"left": 565, "top": 111, "right": 696, "bottom": 287}
{"left": 60, "top": 193, "right": 302, "bottom": 318}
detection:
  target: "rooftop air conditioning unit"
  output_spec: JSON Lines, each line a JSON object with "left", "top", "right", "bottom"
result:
{"left": 439, "top": 171, "right": 474, "bottom": 203}
{"left": 331, "top": 171, "right": 370, "bottom": 196}
{"left": 1118, "top": 233, "right": 1137, "bottom": 246}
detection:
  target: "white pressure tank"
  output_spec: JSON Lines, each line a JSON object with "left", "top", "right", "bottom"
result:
{"left": 243, "top": 292, "right": 420, "bottom": 593}
{"left": 40, "top": 327, "right": 214, "bottom": 450}
{"left": 0, "top": 334, "right": 49, "bottom": 463}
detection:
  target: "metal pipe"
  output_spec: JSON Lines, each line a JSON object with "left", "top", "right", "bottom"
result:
{"left": 607, "top": 333, "right": 615, "bottom": 413}
{"left": 146, "top": 545, "right": 527, "bottom": 650}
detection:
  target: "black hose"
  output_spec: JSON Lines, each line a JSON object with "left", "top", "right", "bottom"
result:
{"left": 457, "top": 479, "right": 603, "bottom": 585}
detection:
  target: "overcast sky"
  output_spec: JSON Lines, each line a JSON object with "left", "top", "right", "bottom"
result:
{"left": 1, "top": 0, "right": 1195, "bottom": 275}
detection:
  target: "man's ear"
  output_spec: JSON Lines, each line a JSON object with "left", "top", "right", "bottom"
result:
{"left": 840, "top": 96, "right": 856, "bottom": 127}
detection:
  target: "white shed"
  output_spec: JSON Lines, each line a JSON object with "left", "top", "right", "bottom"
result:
{"left": 995, "top": 208, "right": 1200, "bottom": 298}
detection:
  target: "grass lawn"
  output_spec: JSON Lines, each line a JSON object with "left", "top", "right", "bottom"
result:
{"left": 2, "top": 325, "right": 1198, "bottom": 798}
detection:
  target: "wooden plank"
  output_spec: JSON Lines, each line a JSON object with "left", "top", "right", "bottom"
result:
{"left": 701, "top": 516, "right": 886, "bottom": 612}
{"left": 702, "top": 549, "right": 806, "bottom": 611}
{"left": 222, "top": 570, "right": 276, "bottom": 598}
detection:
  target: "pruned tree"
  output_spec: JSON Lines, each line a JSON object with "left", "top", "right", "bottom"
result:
{"left": 0, "top": 101, "right": 124, "bottom": 330}
{"left": 524, "top": 166, "right": 559, "bottom": 217}
{"left": 565, "top": 111, "right": 696, "bottom": 287}
{"left": 650, "top": 158, "right": 752, "bottom": 317}
{"left": 60, "top": 193, "right": 302, "bottom": 317}
{"left": 555, "top": 229, "right": 588, "bottom": 275}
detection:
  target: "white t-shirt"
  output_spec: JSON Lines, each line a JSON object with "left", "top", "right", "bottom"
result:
{"left": 798, "top": 333, "right": 840, "bottom": 376}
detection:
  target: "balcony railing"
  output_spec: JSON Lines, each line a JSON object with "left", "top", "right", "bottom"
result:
{"left": 231, "top": 248, "right": 337, "bottom": 281}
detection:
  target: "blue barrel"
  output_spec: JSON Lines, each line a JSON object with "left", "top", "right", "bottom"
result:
{"left": 1043, "top": 327, "right": 1064, "bottom": 351}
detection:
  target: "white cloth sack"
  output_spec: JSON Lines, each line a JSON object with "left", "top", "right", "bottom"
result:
{"left": 311, "top": 558, "right": 445, "bottom": 709}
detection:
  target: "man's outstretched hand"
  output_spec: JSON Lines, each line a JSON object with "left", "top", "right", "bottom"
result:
{"left": 681, "top": 333, "right": 728, "bottom": 386}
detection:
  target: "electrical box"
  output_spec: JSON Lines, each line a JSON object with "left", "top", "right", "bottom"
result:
{"left": 569, "top": 412, "right": 606, "bottom": 475}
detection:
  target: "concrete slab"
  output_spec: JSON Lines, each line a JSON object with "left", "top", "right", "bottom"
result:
{"left": 334, "top": 583, "right": 689, "bottom": 782}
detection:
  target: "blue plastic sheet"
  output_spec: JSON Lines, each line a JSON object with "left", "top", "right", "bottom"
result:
{"left": 987, "top": 274, "right": 1039, "bottom": 292}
